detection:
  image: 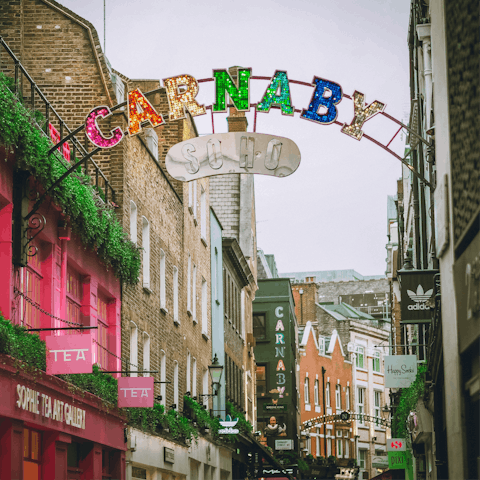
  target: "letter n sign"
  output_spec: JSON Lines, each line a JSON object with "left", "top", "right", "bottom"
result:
{"left": 118, "top": 377, "right": 154, "bottom": 408}
{"left": 46, "top": 334, "right": 93, "bottom": 375}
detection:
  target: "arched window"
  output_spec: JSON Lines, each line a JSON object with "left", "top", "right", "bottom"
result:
{"left": 130, "top": 322, "right": 138, "bottom": 377}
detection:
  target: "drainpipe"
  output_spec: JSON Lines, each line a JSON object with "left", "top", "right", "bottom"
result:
{"left": 322, "top": 366, "right": 327, "bottom": 458}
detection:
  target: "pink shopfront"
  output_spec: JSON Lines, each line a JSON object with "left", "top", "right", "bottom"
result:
{"left": 0, "top": 144, "right": 125, "bottom": 479}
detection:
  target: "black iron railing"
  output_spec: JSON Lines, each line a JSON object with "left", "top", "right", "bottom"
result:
{"left": 0, "top": 36, "right": 115, "bottom": 206}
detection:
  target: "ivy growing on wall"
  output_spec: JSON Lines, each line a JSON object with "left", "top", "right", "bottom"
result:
{"left": 393, "top": 362, "right": 427, "bottom": 438}
{"left": 0, "top": 73, "right": 141, "bottom": 284}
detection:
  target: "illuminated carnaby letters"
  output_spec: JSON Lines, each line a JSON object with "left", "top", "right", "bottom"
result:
{"left": 274, "top": 305, "right": 288, "bottom": 398}
{"left": 83, "top": 68, "right": 387, "bottom": 153}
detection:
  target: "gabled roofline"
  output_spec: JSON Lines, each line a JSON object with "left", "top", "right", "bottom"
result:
{"left": 326, "top": 329, "right": 346, "bottom": 357}
{"left": 41, "top": 0, "right": 115, "bottom": 106}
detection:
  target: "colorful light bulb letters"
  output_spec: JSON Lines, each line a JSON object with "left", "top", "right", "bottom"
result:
{"left": 257, "top": 70, "right": 295, "bottom": 115}
{"left": 213, "top": 68, "right": 252, "bottom": 113}
{"left": 84, "top": 69, "right": 387, "bottom": 152}
{"left": 128, "top": 88, "right": 165, "bottom": 136}
{"left": 163, "top": 74, "right": 206, "bottom": 121}
{"left": 301, "top": 77, "right": 343, "bottom": 125}
{"left": 341, "top": 90, "right": 386, "bottom": 140}
{"left": 85, "top": 106, "right": 124, "bottom": 148}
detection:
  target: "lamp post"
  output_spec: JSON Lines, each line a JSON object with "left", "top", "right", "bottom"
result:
{"left": 208, "top": 354, "right": 224, "bottom": 396}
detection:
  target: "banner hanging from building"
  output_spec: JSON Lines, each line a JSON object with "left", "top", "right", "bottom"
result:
{"left": 117, "top": 377, "right": 154, "bottom": 408}
{"left": 398, "top": 269, "right": 437, "bottom": 324}
{"left": 385, "top": 355, "right": 417, "bottom": 388}
{"left": 46, "top": 334, "right": 93, "bottom": 375}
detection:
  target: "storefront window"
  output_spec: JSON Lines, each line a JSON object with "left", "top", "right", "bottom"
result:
{"left": 97, "top": 293, "right": 109, "bottom": 369}
{"left": 24, "top": 427, "right": 41, "bottom": 480}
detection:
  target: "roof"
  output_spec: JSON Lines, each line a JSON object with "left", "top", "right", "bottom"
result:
{"left": 280, "top": 269, "right": 385, "bottom": 283}
{"left": 318, "top": 303, "right": 376, "bottom": 321}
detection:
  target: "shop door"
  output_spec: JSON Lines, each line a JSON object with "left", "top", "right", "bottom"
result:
{"left": 24, "top": 428, "right": 41, "bottom": 480}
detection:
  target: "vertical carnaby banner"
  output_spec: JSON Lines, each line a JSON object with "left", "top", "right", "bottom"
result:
{"left": 399, "top": 269, "right": 438, "bottom": 324}
{"left": 118, "top": 377, "right": 154, "bottom": 408}
{"left": 46, "top": 334, "right": 93, "bottom": 375}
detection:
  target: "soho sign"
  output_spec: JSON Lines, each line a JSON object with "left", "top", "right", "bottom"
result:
{"left": 84, "top": 69, "right": 385, "bottom": 176}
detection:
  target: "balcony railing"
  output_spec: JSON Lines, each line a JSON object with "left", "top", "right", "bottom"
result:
{"left": 0, "top": 37, "right": 115, "bottom": 205}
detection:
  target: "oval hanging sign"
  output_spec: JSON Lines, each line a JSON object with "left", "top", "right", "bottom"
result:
{"left": 165, "top": 132, "right": 301, "bottom": 181}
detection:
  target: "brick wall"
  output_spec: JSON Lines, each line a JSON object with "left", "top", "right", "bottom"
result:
{"left": 317, "top": 278, "right": 389, "bottom": 304}
{"left": 291, "top": 283, "right": 317, "bottom": 325}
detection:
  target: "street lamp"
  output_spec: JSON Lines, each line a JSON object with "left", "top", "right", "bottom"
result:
{"left": 208, "top": 354, "right": 223, "bottom": 395}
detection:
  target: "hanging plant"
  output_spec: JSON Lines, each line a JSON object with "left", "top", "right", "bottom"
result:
{"left": 0, "top": 73, "right": 141, "bottom": 284}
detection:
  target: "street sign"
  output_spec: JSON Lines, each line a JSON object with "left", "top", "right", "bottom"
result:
{"left": 165, "top": 133, "right": 301, "bottom": 181}
{"left": 388, "top": 451, "right": 406, "bottom": 469}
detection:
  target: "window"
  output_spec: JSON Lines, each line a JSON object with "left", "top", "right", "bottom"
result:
{"left": 213, "top": 248, "right": 218, "bottom": 303}
{"left": 356, "top": 345, "right": 365, "bottom": 369}
{"left": 374, "top": 391, "right": 381, "bottom": 425}
{"left": 187, "top": 254, "right": 192, "bottom": 314}
{"left": 66, "top": 267, "right": 82, "bottom": 333}
{"left": 359, "top": 449, "right": 367, "bottom": 469}
{"left": 336, "top": 438, "right": 343, "bottom": 458}
{"left": 253, "top": 313, "right": 266, "bottom": 340}
{"left": 160, "top": 250, "right": 166, "bottom": 310}
{"left": 160, "top": 350, "right": 166, "bottom": 406}
{"left": 336, "top": 384, "right": 341, "bottom": 410}
{"left": 143, "top": 332, "right": 150, "bottom": 373}
{"left": 192, "top": 358, "right": 197, "bottom": 397}
{"left": 345, "top": 437, "right": 349, "bottom": 458}
{"left": 188, "top": 182, "right": 194, "bottom": 213}
{"left": 316, "top": 429, "right": 320, "bottom": 456}
{"left": 186, "top": 351, "right": 191, "bottom": 393}
{"left": 192, "top": 264, "right": 197, "bottom": 321}
{"left": 256, "top": 365, "right": 266, "bottom": 396}
{"left": 326, "top": 382, "right": 331, "bottom": 407}
{"left": 304, "top": 377, "right": 310, "bottom": 404}
{"left": 142, "top": 217, "right": 150, "bottom": 289}
{"left": 318, "top": 336, "right": 325, "bottom": 355}
{"left": 346, "top": 386, "right": 350, "bottom": 410}
{"left": 130, "top": 322, "right": 138, "bottom": 377}
{"left": 373, "top": 350, "right": 381, "bottom": 373}
{"left": 193, "top": 180, "right": 198, "bottom": 222}
{"left": 200, "top": 186, "right": 206, "bottom": 241}
{"left": 173, "top": 361, "right": 179, "bottom": 410}
{"left": 173, "top": 266, "right": 179, "bottom": 324}
{"left": 357, "top": 387, "right": 365, "bottom": 424}
{"left": 201, "top": 277, "right": 207, "bottom": 335}
{"left": 327, "top": 437, "right": 332, "bottom": 457}
{"left": 130, "top": 201, "right": 137, "bottom": 243}
{"left": 97, "top": 294, "right": 109, "bottom": 369}
{"left": 145, "top": 128, "right": 158, "bottom": 160}
{"left": 314, "top": 379, "right": 319, "bottom": 405}
{"left": 23, "top": 427, "right": 41, "bottom": 479}
{"left": 202, "top": 369, "right": 209, "bottom": 408}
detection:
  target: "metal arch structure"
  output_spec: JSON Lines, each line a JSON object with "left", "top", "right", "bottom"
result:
{"left": 300, "top": 411, "right": 391, "bottom": 432}
{"left": 48, "top": 75, "right": 433, "bottom": 190}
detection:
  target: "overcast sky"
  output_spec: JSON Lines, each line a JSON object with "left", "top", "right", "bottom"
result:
{"left": 60, "top": 0, "right": 410, "bottom": 276}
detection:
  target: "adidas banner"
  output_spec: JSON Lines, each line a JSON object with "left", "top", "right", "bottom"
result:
{"left": 398, "top": 269, "right": 438, "bottom": 324}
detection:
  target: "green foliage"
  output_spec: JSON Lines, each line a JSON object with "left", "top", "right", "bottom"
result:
{"left": 226, "top": 400, "right": 253, "bottom": 433}
{"left": 183, "top": 395, "right": 221, "bottom": 435}
{"left": 58, "top": 364, "right": 118, "bottom": 405}
{"left": 0, "top": 73, "right": 141, "bottom": 284}
{"left": 0, "top": 315, "right": 46, "bottom": 370}
{"left": 127, "top": 403, "right": 198, "bottom": 445}
{"left": 393, "top": 362, "right": 427, "bottom": 437}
